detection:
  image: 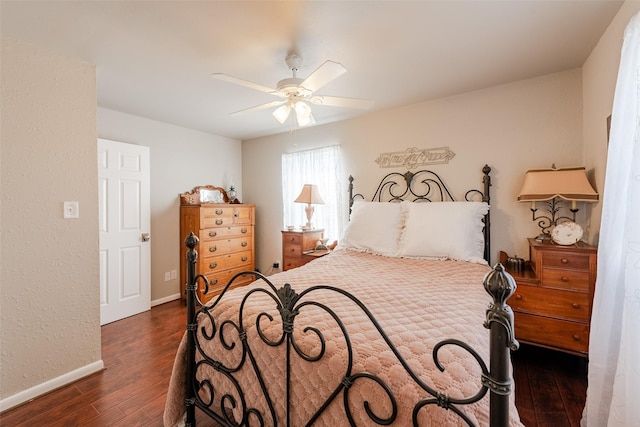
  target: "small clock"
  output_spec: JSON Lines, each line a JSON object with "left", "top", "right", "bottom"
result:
{"left": 551, "top": 221, "right": 584, "bottom": 245}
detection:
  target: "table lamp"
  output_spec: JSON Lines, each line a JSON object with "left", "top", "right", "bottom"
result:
{"left": 294, "top": 184, "right": 324, "bottom": 230}
{"left": 517, "top": 166, "right": 598, "bottom": 241}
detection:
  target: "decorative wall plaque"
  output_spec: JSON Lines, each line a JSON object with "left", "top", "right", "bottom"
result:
{"left": 375, "top": 147, "right": 456, "bottom": 169}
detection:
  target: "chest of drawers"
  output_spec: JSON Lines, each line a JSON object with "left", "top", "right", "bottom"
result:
{"left": 180, "top": 203, "right": 255, "bottom": 304}
{"left": 281, "top": 229, "right": 325, "bottom": 271}
{"left": 501, "top": 238, "right": 597, "bottom": 356}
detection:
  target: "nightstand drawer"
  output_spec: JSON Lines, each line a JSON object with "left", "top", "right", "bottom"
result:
{"left": 283, "top": 243, "right": 302, "bottom": 258}
{"left": 514, "top": 312, "right": 589, "bottom": 354}
{"left": 510, "top": 285, "right": 589, "bottom": 321}
{"left": 283, "top": 257, "right": 307, "bottom": 270}
{"left": 542, "top": 268, "right": 589, "bottom": 291}
{"left": 541, "top": 251, "right": 589, "bottom": 270}
{"left": 283, "top": 233, "right": 302, "bottom": 245}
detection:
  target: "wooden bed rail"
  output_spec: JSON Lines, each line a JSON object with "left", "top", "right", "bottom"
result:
{"left": 183, "top": 233, "right": 518, "bottom": 426}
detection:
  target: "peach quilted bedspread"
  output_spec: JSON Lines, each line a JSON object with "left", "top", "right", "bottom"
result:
{"left": 164, "top": 249, "right": 523, "bottom": 426}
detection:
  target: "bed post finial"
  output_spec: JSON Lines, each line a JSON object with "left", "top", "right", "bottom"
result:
{"left": 184, "top": 232, "right": 199, "bottom": 426}
{"left": 483, "top": 263, "right": 518, "bottom": 426}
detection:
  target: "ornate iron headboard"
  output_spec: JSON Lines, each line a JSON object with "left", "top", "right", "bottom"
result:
{"left": 348, "top": 165, "right": 492, "bottom": 262}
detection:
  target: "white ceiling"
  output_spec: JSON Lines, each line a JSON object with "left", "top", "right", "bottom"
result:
{"left": 1, "top": 1, "right": 623, "bottom": 141}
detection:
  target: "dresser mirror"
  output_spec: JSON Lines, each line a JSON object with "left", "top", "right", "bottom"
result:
{"left": 180, "top": 185, "right": 229, "bottom": 205}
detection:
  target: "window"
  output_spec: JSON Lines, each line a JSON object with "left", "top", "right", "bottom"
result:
{"left": 282, "top": 146, "right": 345, "bottom": 242}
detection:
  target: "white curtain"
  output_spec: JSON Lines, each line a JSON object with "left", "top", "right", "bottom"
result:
{"left": 282, "top": 145, "right": 346, "bottom": 242}
{"left": 581, "top": 12, "right": 640, "bottom": 427}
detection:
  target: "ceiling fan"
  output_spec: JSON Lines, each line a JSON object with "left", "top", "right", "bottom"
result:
{"left": 212, "top": 52, "right": 374, "bottom": 127}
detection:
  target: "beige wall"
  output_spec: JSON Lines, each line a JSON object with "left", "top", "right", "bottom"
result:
{"left": 582, "top": 0, "right": 640, "bottom": 244}
{"left": 243, "top": 69, "right": 585, "bottom": 272}
{"left": 97, "top": 108, "right": 243, "bottom": 303}
{"left": 0, "top": 38, "right": 102, "bottom": 405}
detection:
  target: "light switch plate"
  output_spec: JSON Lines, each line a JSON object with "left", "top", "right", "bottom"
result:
{"left": 63, "top": 201, "right": 79, "bottom": 219}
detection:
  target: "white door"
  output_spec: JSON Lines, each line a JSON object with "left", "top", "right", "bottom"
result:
{"left": 98, "top": 138, "right": 151, "bottom": 325}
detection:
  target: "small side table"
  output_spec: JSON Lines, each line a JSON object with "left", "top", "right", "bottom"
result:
{"left": 282, "top": 229, "right": 326, "bottom": 271}
{"left": 500, "top": 238, "right": 597, "bottom": 357}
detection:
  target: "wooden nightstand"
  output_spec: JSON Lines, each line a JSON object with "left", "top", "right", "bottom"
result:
{"left": 281, "top": 229, "right": 327, "bottom": 271}
{"left": 500, "top": 238, "right": 597, "bottom": 357}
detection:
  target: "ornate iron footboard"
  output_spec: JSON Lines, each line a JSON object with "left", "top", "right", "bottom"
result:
{"left": 183, "top": 235, "right": 519, "bottom": 426}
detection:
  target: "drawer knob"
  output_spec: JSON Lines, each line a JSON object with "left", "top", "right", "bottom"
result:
{"left": 289, "top": 248, "right": 295, "bottom": 253}
{"left": 515, "top": 294, "right": 522, "bottom": 300}
{"left": 215, "top": 219, "right": 223, "bottom": 225}
{"left": 209, "top": 262, "right": 217, "bottom": 269}
{"left": 561, "top": 276, "right": 570, "bottom": 282}
{"left": 573, "top": 334, "right": 581, "bottom": 341}
{"left": 241, "top": 241, "right": 248, "bottom": 247}
{"left": 209, "top": 246, "right": 217, "bottom": 252}
{"left": 215, "top": 209, "right": 223, "bottom": 215}
{"left": 572, "top": 303, "right": 580, "bottom": 309}
{"left": 241, "top": 256, "right": 248, "bottom": 262}
{"left": 241, "top": 227, "right": 247, "bottom": 234}
{"left": 561, "top": 258, "right": 569, "bottom": 264}
{"left": 210, "top": 279, "right": 218, "bottom": 285}
{"left": 208, "top": 230, "right": 217, "bottom": 237}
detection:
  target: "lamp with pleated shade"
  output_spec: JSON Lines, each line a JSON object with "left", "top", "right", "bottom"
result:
{"left": 294, "top": 184, "right": 324, "bottom": 229}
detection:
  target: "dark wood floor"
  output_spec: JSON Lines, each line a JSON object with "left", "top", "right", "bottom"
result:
{"left": 0, "top": 299, "right": 586, "bottom": 426}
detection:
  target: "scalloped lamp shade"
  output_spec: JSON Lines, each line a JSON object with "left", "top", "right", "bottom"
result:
{"left": 517, "top": 167, "right": 598, "bottom": 203}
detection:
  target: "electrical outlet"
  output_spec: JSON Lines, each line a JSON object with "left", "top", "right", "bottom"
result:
{"left": 272, "top": 261, "right": 280, "bottom": 269}
{"left": 170, "top": 270, "right": 177, "bottom": 279}
{"left": 164, "top": 272, "right": 171, "bottom": 281}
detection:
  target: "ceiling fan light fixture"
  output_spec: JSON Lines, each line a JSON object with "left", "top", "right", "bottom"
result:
{"left": 294, "top": 101, "right": 315, "bottom": 127}
{"left": 273, "top": 103, "right": 291, "bottom": 124}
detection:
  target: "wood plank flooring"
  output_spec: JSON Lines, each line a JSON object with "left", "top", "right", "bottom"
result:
{"left": 0, "top": 300, "right": 587, "bottom": 426}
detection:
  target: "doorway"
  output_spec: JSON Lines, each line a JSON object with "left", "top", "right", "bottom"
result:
{"left": 98, "top": 138, "right": 151, "bottom": 325}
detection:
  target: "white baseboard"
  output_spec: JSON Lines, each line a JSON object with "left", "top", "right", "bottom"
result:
{"left": 151, "top": 293, "right": 181, "bottom": 307}
{"left": 0, "top": 360, "right": 104, "bottom": 413}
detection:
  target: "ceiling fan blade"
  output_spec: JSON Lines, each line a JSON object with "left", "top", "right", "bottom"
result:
{"left": 230, "top": 100, "right": 286, "bottom": 116}
{"left": 300, "top": 60, "right": 347, "bottom": 93}
{"left": 212, "top": 73, "right": 277, "bottom": 95}
{"left": 310, "top": 95, "right": 374, "bottom": 110}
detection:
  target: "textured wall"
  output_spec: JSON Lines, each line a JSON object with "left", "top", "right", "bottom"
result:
{"left": 0, "top": 38, "right": 101, "bottom": 401}
{"left": 243, "top": 69, "right": 585, "bottom": 272}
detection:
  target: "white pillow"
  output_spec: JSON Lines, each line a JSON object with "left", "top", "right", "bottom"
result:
{"left": 339, "top": 201, "right": 405, "bottom": 256}
{"left": 399, "top": 202, "right": 489, "bottom": 264}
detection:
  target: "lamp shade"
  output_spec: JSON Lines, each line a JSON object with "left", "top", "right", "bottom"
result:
{"left": 517, "top": 167, "right": 599, "bottom": 202}
{"left": 294, "top": 184, "right": 325, "bottom": 205}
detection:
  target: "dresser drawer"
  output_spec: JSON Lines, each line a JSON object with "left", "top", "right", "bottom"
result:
{"left": 200, "top": 268, "right": 255, "bottom": 302}
{"left": 201, "top": 205, "right": 234, "bottom": 222}
{"left": 201, "top": 237, "right": 252, "bottom": 255}
{"left": 199, "top": 250, "right": 253, "bottom": 274}
{"left": 200, "top": 225, "right": 252, "bottom": 241}
{"left": 514, "top": 312, "right": 589, "bottom": 354}
{"left": 232, "top": 206, "right": 254, "bottom": 225}
{"left": 541, "top": 251, "right": 590, "bottom": 270}
{"left": 510, "top": 285, "right": 589, "bottom": 322}
{"left": 541, "top": 268, "right": 589, "bottom": 291}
